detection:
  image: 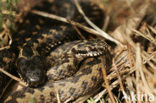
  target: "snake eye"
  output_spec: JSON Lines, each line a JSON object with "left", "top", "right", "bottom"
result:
{"left": 88, "top": 47, "right": 95, "bottom": 51}
{"left": 16, "top": 58, "right": 27, "bottom": 69}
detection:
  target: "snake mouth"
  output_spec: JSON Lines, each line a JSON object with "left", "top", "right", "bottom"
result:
{"left": 24, "top": 66, "right": 46, "bottom": 87}
{"left": 27, "top": 75, "right": 46, "bottom": 87}
{"left": 18, "top": 69, "right": 46, "bottom": 87}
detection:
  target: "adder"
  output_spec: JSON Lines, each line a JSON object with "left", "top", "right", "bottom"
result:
{"left": 0, "top": 0, "right": 112, "bottom": 102}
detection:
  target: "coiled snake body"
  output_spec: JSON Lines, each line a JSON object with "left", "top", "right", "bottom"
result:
{"left": 0, "top": 0, "right": 112, "bottom": 102}
{"left": 5, "top": 40, "right": 111, "bottom": 103}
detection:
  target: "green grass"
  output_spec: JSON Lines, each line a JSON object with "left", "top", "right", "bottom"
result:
{"left": 29, "top": 96, "right": 37, "bottom": 103}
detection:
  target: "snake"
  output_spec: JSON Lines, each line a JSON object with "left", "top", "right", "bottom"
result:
{"left": 0, "top": 0, "right": 112, "bottom": 102}
{"left": 15, "top": 0, "right": 105, "bottom": 87}
{"left": 4, "top": 39, "right": 112, "bottom": 103}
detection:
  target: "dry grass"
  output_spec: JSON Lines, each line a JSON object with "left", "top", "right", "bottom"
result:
{"left": 74, "top": 0, "right": 156, "bottom": 102}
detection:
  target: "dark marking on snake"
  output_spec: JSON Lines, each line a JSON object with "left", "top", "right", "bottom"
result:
{"left": 22, "top": 45, "right": 34, "bottom": 58}
{"left": 81, "top": 81, "right": 88, "bottom": 90}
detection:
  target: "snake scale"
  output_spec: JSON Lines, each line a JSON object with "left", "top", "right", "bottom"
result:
{"left": 0, "top": 0, "right": 112, "bottom": 102}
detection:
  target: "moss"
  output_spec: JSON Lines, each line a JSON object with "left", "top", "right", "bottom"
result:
{"left": 0, "top": 0, "right": 19, "bottom": 32}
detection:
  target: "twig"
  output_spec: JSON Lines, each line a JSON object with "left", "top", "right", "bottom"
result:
{"left": 148, "top": 25, "right": 156, "bottom": 34}
{"left": 102, "top": 14, "right": 110, "bottom": 31}
{"left": 94, "top": 80, "right": 119, "bottom": 102}
{"left": 101, "top": 56, "right": 116, "bottom": 103}
{"left": 0, "top": 45, "right": 10, "bottom": 51}
{"left": 0, "top": 79, "right": 13, "bottom": 99}
{"left": 112, "top": 59, "right": 129, "bottom": 103}
{"left": 64, "top": 97, "right": 73, "bottom": 103}
{"left": 143, "top": 51, "right": 156, "bottom": 65}
{"left": 56, "top": 90, "right": 61, "bottom": 103}
{"left": 73, "top": 0, "right": 123, "bottom": 46}
{"left": 107, "top": 69, "right": 133, "bottom": 80}
{"left": 133, "top": 29, "right": 156, "bottom": 45}
{"left": 31, "top": 10, "right": 122, "bottom": 46}
{"left": 3, "top": 22, "right": 13, "bottom": 45}
{"left": 127, "top": 44, "right": 134, "bottom": 68}
{"left": 67, "top": 19, "right": 85, "bottom": 40}
{"left": 31, "top": 10, "right": 99, "bottom": 37}
{"left": 135, "top": 44, "right": 153, "bottom": 94}
{"left": 0, "top": 68, "right": 27, "bottom": 86}
{"left": 142, "top": 51, "right": 156, "bottom": 69}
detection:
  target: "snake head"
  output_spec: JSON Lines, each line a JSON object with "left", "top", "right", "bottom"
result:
{"left": 16, "top": 56, "right": 46, "bottom": 87}
{"left": 72, "top": 39, "right": 108, "bottom": 57}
